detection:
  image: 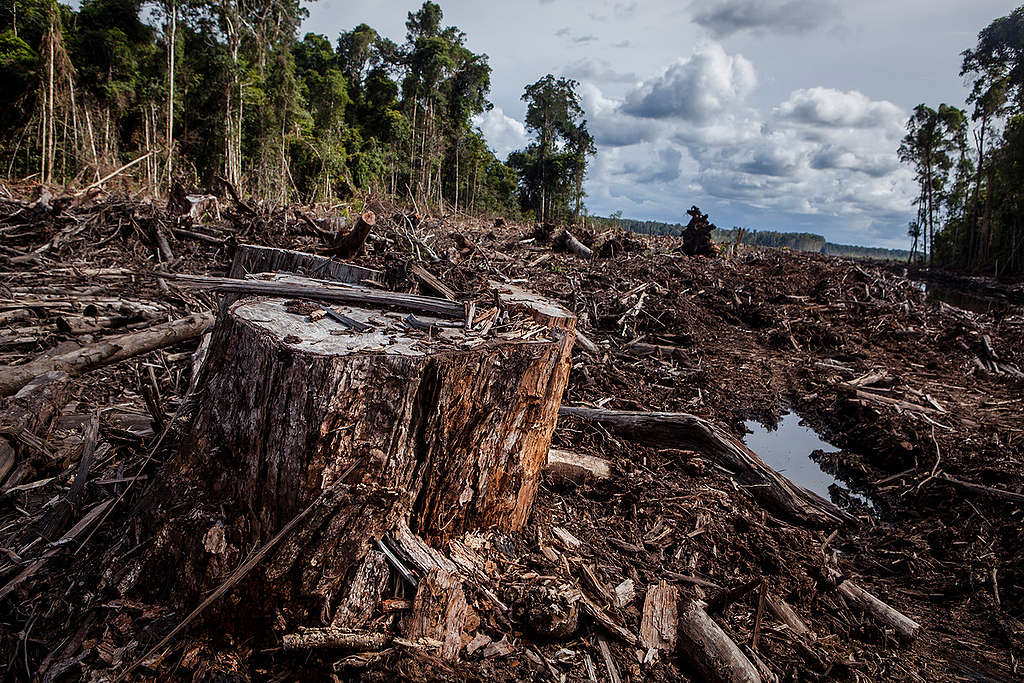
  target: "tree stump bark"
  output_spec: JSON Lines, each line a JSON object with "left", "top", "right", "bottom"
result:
{"left": 175, "top": 276, "right": 575, "bottom": 624}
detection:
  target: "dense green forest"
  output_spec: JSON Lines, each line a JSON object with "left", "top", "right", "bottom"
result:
{"left": 0, "top": 0, "right": 593, "bottom": 220}
{"left": 900, "top": 5, "right": 1024, "bottom": 275}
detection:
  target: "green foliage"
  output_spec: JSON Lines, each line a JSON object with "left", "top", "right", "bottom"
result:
{"left": 898, "top": 5, "right": 1024, "bottom": 275}
{"left": 0, "top": 0, "right": 519, "bottom": 215}
{"left": 511, "top": 74, "right": 594, "bottom": 223}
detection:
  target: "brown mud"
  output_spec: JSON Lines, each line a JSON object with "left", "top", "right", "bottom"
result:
{"left": 0, "top": 187, "right": 1022, "bottom": 681}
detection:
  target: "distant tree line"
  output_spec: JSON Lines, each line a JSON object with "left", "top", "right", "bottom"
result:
{"left": 899, "top": 5, "right": 1024, "bottom": 275}
{"left": 591, "top": 215, "right": 910, "bottom": 261}
{"left": 0, "top": 0, "right": 592, "bottom": 219}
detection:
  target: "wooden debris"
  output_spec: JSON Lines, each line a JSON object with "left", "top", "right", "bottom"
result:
{"left": 402, "top": 567, "right": 467, "bottom": 661}
{"left": 677, "top": 598, "right": 762, "bottom": 683}
{"left": 0, "top": 312, "right": 214, "bottom": 398}
{"left": 282, "top": 627, "right": 389, "bottom": 651}
{"left": 831, "top": 572, "right": 921, "bottom": 643}
{"left": 410, "top": 263, "right": 457, "bottom": 300}
{"left": 640, "top": 581, "right": 678, "bottom": 654}
{"left": 228, "top": 244, "right": 382, "bottom": 284}
{"left": 330, "top": 210, "right": 376, "bottom": 258}
{"left": 559, "top": 406, "right": 853, "bottom": 527}
{"left": 546, "top": 448, "right": 612, "bottom": 482}
{"left": 164, "top": 273, "right": 464, "bottom": 319}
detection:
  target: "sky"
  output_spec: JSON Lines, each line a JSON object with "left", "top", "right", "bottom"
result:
{"left": 304, "top": 0, "right": 1022, "bottom": 248}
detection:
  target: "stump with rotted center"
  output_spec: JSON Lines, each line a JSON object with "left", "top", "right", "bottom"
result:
{"left": 175, "top": 273, "right": 575, "bottom": 624}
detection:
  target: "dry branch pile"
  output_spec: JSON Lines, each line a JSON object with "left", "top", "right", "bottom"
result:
{"left": 0, "top": 184, "right": 1022, "bottom": 681}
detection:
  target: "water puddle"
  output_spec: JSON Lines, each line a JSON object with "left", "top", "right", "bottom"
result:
{"left": 743, "top": 412, "right": 874, "bottom": 510}
{"left": 915, "top": 281, "right": 1004, "bottom": 315}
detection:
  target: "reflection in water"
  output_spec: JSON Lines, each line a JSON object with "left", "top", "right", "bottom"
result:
{"left": 916, "top": 281, "right": 1004, "bottom": 315}
{"left": 743, "top": 412, "right": 873, "bottom": 509}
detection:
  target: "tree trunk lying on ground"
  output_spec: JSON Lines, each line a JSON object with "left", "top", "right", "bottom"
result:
{"left": 229, "top": 243, "right": 383, "bottom": 285}
{"left": 829, "top": 570, "right": 920, "bottom": 643}
{"left": 171, "top": 274, "right": 575, "bottom": 627}
{"left": 677, "top": 599, "right": 762, "bottom": 683}
{"left": 558, "top": 406, "right": 854, "bottom": 528}
{"left": 0, "top": 312, "right": 214, "bottom": 398}
{"left": 554, "top": 229, "right": 593, "bottom": 259}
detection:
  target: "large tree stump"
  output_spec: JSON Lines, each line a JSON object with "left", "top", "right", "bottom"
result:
{"left": 176, "top": 276, "right": 575, "bottom": 624}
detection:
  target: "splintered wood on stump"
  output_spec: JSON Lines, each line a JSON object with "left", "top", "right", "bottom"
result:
{"left": 177, "top": 276, "right": 574, "bottom": 622}
{"left": 403, "top": 567, "right": 468, "bottom": 660}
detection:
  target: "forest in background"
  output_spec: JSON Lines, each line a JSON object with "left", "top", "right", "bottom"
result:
{"left": 899, "top": 5, "right": 1024, "bottom": 276}
{"left": 590, "top": 214, "right": 911, "bottom": 262}
{"left": 0, "top": 0, "right": 594, "bottom": 221}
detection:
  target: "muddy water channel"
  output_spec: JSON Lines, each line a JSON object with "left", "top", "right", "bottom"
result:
{"left": 744, "top": 412, "right": 875, "bottom": 509}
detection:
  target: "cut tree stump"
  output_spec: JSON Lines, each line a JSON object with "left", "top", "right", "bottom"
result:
{"left": 174, "top": 276, "right": 575, "bottom": 624}
{"left": 329, "top": 210, "right": 376, "bottom": 258}
{"left": 228, "top": 244, "right": 382, "bottom": 285}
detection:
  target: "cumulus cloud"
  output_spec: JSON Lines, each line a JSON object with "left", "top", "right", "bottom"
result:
{"left": 622, "top": 44, "right": 756, "bottom": 122}
{"left": 579, "top": 83, "right": 661, "bottom": 148}
{"left": 472, "top": 107, "right": 528, "bottom": 159}
{"left": 564, "top": 58, "right": 638, "bottom": 84}
{"left": 572, "top": 54, "right": 914, "bottom": 234}
{"left": 776, "top": 87, "right": 903, "bottom": 129}
{"left": 691, "top": 0, "right": 841, "bottom": 38}
{"left": 619, "top": 147, "right": 684, "bottom": 184}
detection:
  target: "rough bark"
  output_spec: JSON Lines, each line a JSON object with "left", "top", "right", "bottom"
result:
{"left": 402, "top": 567, "right": 467, "bottom": 660}
{"left": 640, "top": 581, "right": 678, "bottom": 653}
{"left": 175, "top": 281, "right": 574, "bottom": 621}
{"left": 332, "top": 549, "right": 390, "bottom": 629}
{"left": 835, "top": 576, "right": 920, "bottom": 643}
{"left": 329, "top": 210, "right": 376, "bottom": 258}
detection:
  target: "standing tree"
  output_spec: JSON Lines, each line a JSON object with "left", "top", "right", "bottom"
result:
{"left": 510, "top": 74, "right": 594, "bottom": 223}
{"left": 898, "top": 103, "right": 967, "bottom": 265}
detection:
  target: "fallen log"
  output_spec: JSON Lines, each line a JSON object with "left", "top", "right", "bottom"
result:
{"left": 830, "top": 572, "right": 920, "bottom": 643}
{"left": 558, "top": 406, "right": 852, "bottom": 527}
{"left": 764, "top": 592, "right": 810, "bottom": 637}
{"left": 0, "top": 312, "right": 214, "bottom": 398}
{"left": 677, "top": 599, "right": 762, "bottom": 683}
{"left": 228, "top": 244, "right": 382, "bottom": 285}
{"left": 555, "top": 229, "right": 593, "bottom": 259}
{"left": 164, "top": 273, "right": 463, "bottom": 319}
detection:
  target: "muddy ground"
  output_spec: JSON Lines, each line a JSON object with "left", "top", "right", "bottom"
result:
{"left": 1, "top": 188, "right": 1022, "bottom": 681}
